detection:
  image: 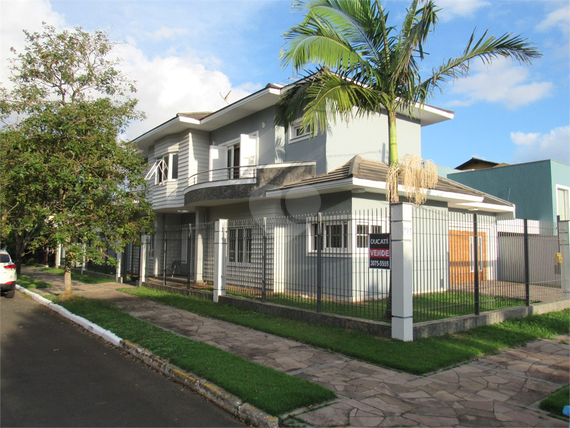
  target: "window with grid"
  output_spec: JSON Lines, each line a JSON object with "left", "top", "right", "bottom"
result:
{"left": 312, "top": 221, "right": 349, "bottom": 251}
{"left": 356, "top": 224, "right": 383, "bottom": 248}
{"left": 228, "top": 227, "right": 252, "bottom": 263}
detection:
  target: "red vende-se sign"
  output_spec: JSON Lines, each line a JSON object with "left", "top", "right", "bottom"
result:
{"left": 369, "top": 233, "right": 390, "bottom": 269}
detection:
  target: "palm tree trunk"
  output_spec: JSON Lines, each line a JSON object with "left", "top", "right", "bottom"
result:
{"left": 386, "top": 110, "right": 398, "bottom": 319}
{"left": 388, "top": 110, "right": 398, "bottom": 165}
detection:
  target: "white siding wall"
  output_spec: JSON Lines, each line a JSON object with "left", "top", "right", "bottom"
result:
{"left": 188, "top": 130, "right": 210, "bottom": 185}
{"left": 149, "top": 132, "right": 188, "bottom": 210}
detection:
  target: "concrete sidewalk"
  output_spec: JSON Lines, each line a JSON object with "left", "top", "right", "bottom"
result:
{"left": 20, "top": 267, "right": 569, "bottom": 427}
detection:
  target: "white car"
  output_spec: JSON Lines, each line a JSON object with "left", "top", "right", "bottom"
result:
{"left": 0, "top": 250, "right": 17, "bottom": 298}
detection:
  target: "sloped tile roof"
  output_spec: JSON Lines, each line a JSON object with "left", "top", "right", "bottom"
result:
{"left": 278, "top": 155, "right": 513, "bottom": 207}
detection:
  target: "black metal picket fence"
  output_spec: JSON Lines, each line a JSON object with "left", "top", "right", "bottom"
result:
{"left": 146, "top": 208, "right": 566, "bottom": 324}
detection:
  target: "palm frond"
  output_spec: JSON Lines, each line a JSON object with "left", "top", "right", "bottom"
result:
{"left": 418, "top": 30, "right": 542, "bottom": 101}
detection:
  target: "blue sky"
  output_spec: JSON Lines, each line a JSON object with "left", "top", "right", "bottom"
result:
{"left": 1, "top": 0, "right": 568, "bottom": 169}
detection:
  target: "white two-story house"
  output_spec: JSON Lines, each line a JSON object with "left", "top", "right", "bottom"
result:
{"left": 134, "top": 82, "right": 516, "bottom": 298}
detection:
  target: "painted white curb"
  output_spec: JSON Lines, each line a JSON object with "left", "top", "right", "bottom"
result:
{"left": 16, "top": 285, "right": 122, "bottom": 347}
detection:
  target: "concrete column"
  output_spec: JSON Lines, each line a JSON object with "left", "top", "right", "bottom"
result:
{"left": 56, "top": 244, "right": 63, "bottom": 268}
{"left": 139, "top": 235, "right": 148, "bottom": 286}
{"left": 213, "top": 219, "right": 228, "bottom": 303}
{"left": 194, "top": 207, "right": 207, "bottom": 283}
{"left": 391, "top": 203, "right": 414, "bottom": 342}
{"left": 560, "top": 220, "right": 569, "bottom": 300}
{"left": 115, "top": 252, "right": 123, "bottom": 283}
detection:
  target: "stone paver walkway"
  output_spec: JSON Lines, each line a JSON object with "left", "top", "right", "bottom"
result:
{"left": 21, "top": 268, "right": 569, "bottom": 427}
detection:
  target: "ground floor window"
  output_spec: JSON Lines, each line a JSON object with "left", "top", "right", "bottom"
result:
{"left": 356, "top": 224, "right": 383, "bottom": 248}
{"left": 229, "top": 228, "right": 252, "bottom": 263}
{"left": 312, "top": 221, "right": 349, "bottom": 251}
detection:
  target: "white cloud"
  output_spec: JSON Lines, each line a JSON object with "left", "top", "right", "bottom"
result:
{"left": 447, "top": 57, "right": 552, "bottom": 109}
{"left": 511, "top": 126, "right": 570, "bottom": 164}
{"left": 536, "top": 4, "right": 570, "bottom": 35}
{"left": 511, "top": 131, "right": 540, "bottom": 146}
{"left": 145, "top": 26, "right": 189, "bottom": 42}
{"left": 116, "top": 43, "right": 256, "bottom": 140}
{"left": 0, "top": 0, "right": 259, "bottom": 140}
{"left": 436, "top": 0, "right": 491, "bottom": 21}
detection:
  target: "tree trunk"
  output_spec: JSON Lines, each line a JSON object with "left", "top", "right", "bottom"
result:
{"left": 14, "top": 233, "right": 25, "bottom": 276}
{"left": 64, "top": 264, "right": 72, "bottom": 293}
{"left": 385, "top": 110, "right": 397, "bottom": 319}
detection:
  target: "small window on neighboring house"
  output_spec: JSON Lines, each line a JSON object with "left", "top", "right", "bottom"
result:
{"left": 557, "top": 187, "right": 569, "bottom": 221}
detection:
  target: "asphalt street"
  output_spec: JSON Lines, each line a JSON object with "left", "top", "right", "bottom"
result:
{"left": 0, "top": 292, "right": 245, "bottom": 427}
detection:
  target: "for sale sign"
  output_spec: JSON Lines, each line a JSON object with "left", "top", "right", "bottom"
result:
{"left": 369, "top": 233, "right": 390, "bottom": 269}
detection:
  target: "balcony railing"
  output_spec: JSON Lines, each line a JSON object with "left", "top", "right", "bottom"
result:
{"left": 187, "top": 165, "right": 257, "bottom": 188}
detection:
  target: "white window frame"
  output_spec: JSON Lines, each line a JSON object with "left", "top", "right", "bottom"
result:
{"left": 308, "top": 219, "right": 350, "bottom": 253}
{"left": 307, "top": 216, "right": 387, "bottom": 255}
{"left": 289, "top": 118, "right": 310, "bottom": 143}
{"left": 228, "top": 227, "right": 253, "bottom": 264}
{"left": 355, "top": 223, "right": 384, "bottom": 251}
{"left": 146, "top": 152, "right": 179, "bottom": 185}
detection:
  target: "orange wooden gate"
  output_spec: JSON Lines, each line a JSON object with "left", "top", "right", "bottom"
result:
{"left": 449, "top": 230, "right": 487, "bottom": 283}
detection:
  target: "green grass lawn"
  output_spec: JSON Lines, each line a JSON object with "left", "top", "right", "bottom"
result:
{"left": 17, "top": 274, "right": 52, "bottom": 289}
{"left": 227, "top": 289, "right": 527, "bottom": 323}
{"left": 41, "top": 268, "right": 115, "bottom": 284}
{"left": 540, "top": 386, "right": 569, "bottom": 419}
{"left": 51, "top": 295, "right": 336, "bottom": 416}
{"left": 120, "top": 286, "right": 569, "bottom": 375}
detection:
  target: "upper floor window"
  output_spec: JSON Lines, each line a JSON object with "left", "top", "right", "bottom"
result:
{"left": 146, "top": 152, "right": 179, "bottom": 184}
{"left": 289, "top": 119, "right": 310, "bottom": 143}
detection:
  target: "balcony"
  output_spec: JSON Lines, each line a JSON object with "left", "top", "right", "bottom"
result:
{"left": 184, "top": 162, "right": 316, "bottom": 207}
{"left": 187, "top": 165, "right": 257, "bottom": 188}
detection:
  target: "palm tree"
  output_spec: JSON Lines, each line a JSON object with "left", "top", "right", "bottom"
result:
{"left": 275, "top": 0, "right": 541, "bottom": 202}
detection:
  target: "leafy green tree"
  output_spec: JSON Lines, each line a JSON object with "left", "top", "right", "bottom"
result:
{"left": 1, "top": 23, "right": 153, "bottom": 292}
{"left": 275, "top": 0, "right": 541, "bottom": 202}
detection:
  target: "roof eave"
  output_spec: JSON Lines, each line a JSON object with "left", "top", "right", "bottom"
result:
{"left": 134, "top": 85, "right": 284, "bottom": 150}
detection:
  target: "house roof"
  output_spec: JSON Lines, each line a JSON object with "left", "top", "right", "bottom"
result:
{"left": 134, "top": 81, "right": 454, "bottom": 151}
{"left": 270, "top": 156, "right": 515, "bottom": 214}
{"left": 177, "top": 112, "right": 212, "bottom": 120}
{"left": 455, "top": 157, "right": 502, "bottom": 171}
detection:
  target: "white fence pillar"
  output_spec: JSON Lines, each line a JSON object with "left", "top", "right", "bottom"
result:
{"left": 56, "top": 244, "right": 63, "bottom": 268}
{"left": 195, "top": 208, "right": 206, "bottom": 283}
{"left": 115, "top": 252, "right": 123, "bottom": 283}
{"left": 391, "top": 203, "right": 414, "bottom": 341}
{"left": 560, "top": 220, "right": 570, "bottom": 300}
{"left": 139, "top": 236, "right": 148, "bottom": 286}
{"left": 213, "top": 219, "right": 228, "bottom": 302}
